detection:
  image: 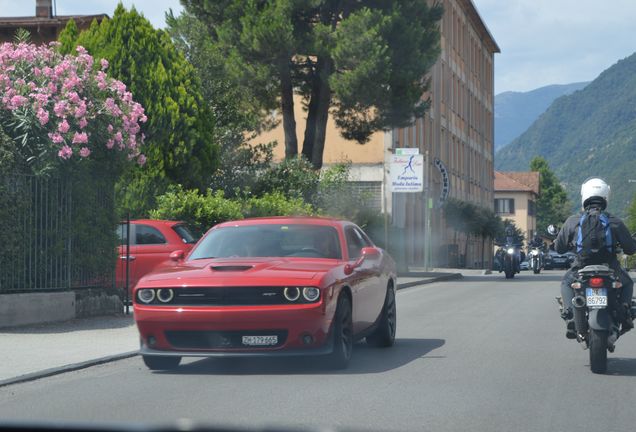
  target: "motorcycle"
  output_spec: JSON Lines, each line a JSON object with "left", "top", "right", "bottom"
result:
{"left": 496, "top": 243, "right": 520, "bottom": 279}
{"left": 528, "top": 248, "right": 543, "bottom": 274}
{"left": 557, "top": 264, "right": 636, "bottom": 374}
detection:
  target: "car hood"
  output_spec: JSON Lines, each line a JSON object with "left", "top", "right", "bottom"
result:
{"left": 141, "top": 257, "right": 339, "bottom": 284}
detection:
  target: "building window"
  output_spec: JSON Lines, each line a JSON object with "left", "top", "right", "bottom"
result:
{"left": 528, "top": 200, "right": 536, "bottom": 216}
{"left": 495, "top": 198, "right": 515, "bottom": 215}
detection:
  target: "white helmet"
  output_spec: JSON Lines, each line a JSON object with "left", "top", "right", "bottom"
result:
{"left": 581, "top": 177, "right": 610, "bottom": 209}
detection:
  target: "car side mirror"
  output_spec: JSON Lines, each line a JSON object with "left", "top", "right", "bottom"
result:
{"left": 361, "top": 247, "right": 380, "bottom": 259}
{"left": 170, "top": 250, "right": 185, "bottom": 262}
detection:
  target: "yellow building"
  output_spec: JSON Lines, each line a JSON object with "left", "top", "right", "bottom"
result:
{"left": 494, "top": 171, "right": 540, "bottom": 242}
{"left": 254, "top": 0, "right": 499, "bottom": 269}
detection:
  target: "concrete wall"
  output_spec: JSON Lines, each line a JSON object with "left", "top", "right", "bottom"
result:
{"left": 0, "top": 288, "right": 124, "bottom": 328}
{"left": 0, "top": 292, "right": 75, "bottom": 328}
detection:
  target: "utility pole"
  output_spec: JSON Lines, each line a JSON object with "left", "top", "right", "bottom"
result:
{"left": 424, "top": 150, "right": 431, "bottom": 271}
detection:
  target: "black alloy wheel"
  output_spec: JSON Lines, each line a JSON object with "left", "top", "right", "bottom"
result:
{"left": 367, "top": 285, "right": 397, "bottom": 347}
{"left": 327, "top": 294, "right": 353, "bottom": 369}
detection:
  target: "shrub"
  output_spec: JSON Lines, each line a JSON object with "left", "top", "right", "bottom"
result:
{"left": 150, "top": 186, "right": 244, "bottom": 232}
{"left": 0, "top": 37, "right": 146, "bottom": 174}
{"left": 243, "top": 192, "right": 314, "bottom": 218}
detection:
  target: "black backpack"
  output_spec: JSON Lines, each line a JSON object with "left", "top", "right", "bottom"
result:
{"left": 575, "top": 208, "right": 613, "bottom": 265}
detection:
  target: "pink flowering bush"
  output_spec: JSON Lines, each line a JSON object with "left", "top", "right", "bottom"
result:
{"left": 0, "top": 41, "right": 146, "bottom": 172}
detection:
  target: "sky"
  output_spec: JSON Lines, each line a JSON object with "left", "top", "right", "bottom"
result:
{"left": 472, "top": 0, "right": 636, "bottom": 94}
{"left": 2, "top": 1, "right": 636, "bottom": 95}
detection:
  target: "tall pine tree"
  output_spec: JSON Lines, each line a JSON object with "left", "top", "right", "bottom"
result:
{"left": 182, "top": 0, "right": 443, "bottom": 169}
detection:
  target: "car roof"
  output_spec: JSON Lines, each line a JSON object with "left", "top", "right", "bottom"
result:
{"left": 128, "top": 219, "right": 183, "bottom": 226}
{"left": 215, "top": 216, "right": 346, "bottom": 228}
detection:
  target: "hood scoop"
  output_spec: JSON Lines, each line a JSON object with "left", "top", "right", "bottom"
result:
{"left": 210, "top": 265, "right": 254, "bottom": 272}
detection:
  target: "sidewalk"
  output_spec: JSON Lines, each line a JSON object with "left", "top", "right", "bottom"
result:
{"left": 0, "top": 270, "right": 466, "bottom": 387}
{"left": 0, "top": 314, "right": 139, "bottom": 387}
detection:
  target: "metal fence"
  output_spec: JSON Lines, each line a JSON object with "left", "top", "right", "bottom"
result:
{"left": 0, "top": 173, "right": 115, "bottom": 293}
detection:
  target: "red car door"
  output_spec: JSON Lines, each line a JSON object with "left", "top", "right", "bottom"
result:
{"left": 116, "top": 223, "right": 137, "bottom": 292}
{"left": 344, "top": 226, "right": 382, "bottom": 333}
{"left": 131, "top": 223, "right": 174, "bottom": 288}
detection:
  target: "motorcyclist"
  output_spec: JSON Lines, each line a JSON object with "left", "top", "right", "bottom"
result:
{"left": 554, "top": 177, "right": 636, "bottom": 339}
{"left": 528, "top": 234, "right": 545, "bottom": 251}
{"left": 497, "top": 226, "right": 523, "bottom": 272}
{"left": 527, "top": 234, "right": 545, "bottom": 269}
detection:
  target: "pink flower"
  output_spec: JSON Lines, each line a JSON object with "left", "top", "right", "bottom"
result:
{"left": 74, "top": 101, "right": 86, "bottom": 118}
{"left": 100, "top": 58, "right": 109, "bottom": 70}
{"left": 107, "top": 124, "right": 113, "bottom": 133}
{"left": 72, "top": 132, "right": 88, "bottom": 144}
{"left": 78, "top": 117, "right": 88, "bottom": 129}
{"left": 79, "top": 147, "right": 91, "bottom": 158}
{"left": 9, "top": 95, "right": 27, "bottom": 109}
{"left": 58, "top": 145, "right": 72, "bottom": 159}
{"left": 75, "top": 46, "right": 87, "bottom": 55}
{"left": 137, "top": 154, "right": 146, "bottom": 166}
{"left": 48, "top": 132, "right": 64, "bottom": 143}
{"left": 106, "top": 139, "right": 115, "bottom": 149}
{"left": 36, "top": 108, "right": 49, "bottom": 125}
{"left": 53, "top": 100, "right": 66, "bottom": 117}
{"left": 58, "top": 118, "right": 70, "bottom": 133}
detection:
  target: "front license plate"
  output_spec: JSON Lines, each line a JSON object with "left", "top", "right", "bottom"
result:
{"left": 586, "top": 288, "right": 608, "bottom": 307}
{"left": 242, "top": 335, "right": 278, "bottom": 346}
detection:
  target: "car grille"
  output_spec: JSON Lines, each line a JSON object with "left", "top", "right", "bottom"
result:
{"left": 165, "top": 330, "right": 287, "bottom": 349}
{"left": 172, "top": 287, "right": 291, "bottom": 306}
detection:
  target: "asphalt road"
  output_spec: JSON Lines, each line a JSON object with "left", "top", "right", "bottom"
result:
{"left": 2, "top": 270, "right": 636, "bottom": 431}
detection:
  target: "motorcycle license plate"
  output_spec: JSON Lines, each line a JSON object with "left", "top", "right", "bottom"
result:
{"left": 586, "top": 288, "right": 608, "bottom": 308}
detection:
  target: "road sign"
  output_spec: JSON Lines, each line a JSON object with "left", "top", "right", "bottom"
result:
{"left": 395, "top": 148, "right": 420, "bottom": 156}
{"left": 390, "top": 154, "right": 424, "bottom": 192}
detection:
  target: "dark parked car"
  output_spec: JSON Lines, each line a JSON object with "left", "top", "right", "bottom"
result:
{"left": 544, "top": 250, "right": 571, "bottom": 270}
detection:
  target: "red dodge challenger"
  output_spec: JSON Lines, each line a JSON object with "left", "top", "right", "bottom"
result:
{"left": 133, "top": 216, "right": 397, "bottom": 370}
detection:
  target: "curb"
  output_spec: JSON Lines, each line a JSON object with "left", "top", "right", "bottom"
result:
{"left": 0, "top": 350, "right": 138, "bottom": 389}
{"left": 397, "top": 273, "right": 463, "bottom": 290}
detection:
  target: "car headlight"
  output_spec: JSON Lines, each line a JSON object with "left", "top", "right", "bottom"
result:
{"left": 507, "top": 248, "right": 515, "bottom": 254}
{"left": 283, "top": 287, "right": 300, "bottom": 302}
{"left": 157, "top": 288, "right": 174, "bottom": 303}
{"left": 302, "top": 287, "right": 320, "bottom": 302}
{"left": 137, "top": 289, "right": 155, "bottom": 304}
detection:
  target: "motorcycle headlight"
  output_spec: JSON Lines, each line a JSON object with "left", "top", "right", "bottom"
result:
{"left": 507, "top": 248, "right": 515, "bottom": 254}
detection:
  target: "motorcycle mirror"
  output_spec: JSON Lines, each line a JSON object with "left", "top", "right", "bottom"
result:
{"left": 547, "top": 225, "right": 557, "bottom": 236}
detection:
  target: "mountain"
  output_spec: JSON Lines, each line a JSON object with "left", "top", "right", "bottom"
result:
{"left": 495, "top": 53, "right": 636, "bottom": 217}
{"left": 495, "top": 82, "right": 589, "bottom": 150}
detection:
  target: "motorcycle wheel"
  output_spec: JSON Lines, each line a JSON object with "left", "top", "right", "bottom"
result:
{"left": 589, "top": 329, "right": 608, "bottom": 374}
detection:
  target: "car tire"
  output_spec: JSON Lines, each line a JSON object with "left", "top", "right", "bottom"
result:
{"left": 366, "top": 285, "right": 396, "bottom": 348}
{"left": 327, "top": 294, "right": 353, "bottom": 370}
{"left": 142, "top": 355, "right": 181, "bottom": 371}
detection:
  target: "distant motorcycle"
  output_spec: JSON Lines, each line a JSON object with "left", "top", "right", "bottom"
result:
{"left": 496, "top": 243, "right": 520, "bottom": 279}
{"left": 557, "top": 264, "right": 636, "bottom": 374}
{"left": 528, "top": 248, "right": 543, "bottom": 274}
